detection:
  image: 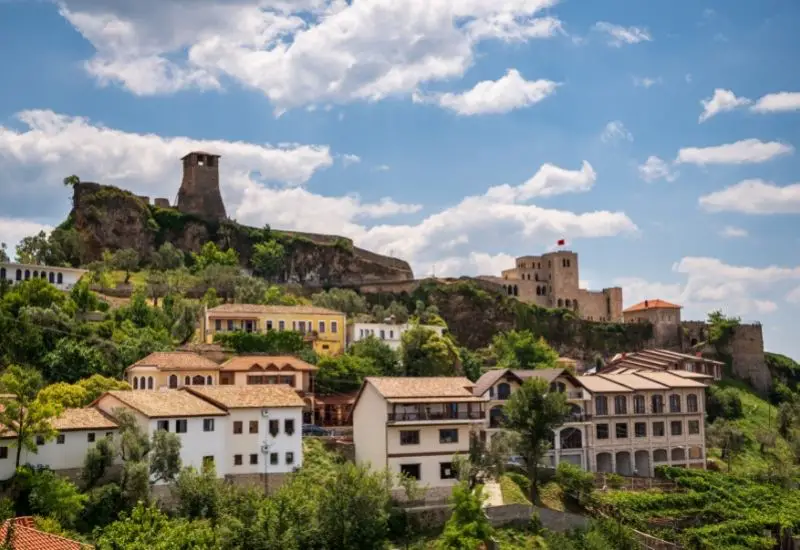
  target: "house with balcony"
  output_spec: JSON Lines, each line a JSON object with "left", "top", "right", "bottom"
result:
{"left": 472, "top": 368, "right": 591, "bottom": 469}
{"left": 351, "top": 377, "right": 487, "bottom": 499}
{"left": 202, "top": 304, "right": 346, "bottom": 355}
{"left": 125, "top": 351, "right": 221, "bottom": 390}
{"left": 602, "top": 349, "right": 723, "bottom": 381}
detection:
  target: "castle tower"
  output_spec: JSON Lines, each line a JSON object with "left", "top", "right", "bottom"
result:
{"left": 177, "top": 152, "right": 227, "bottom": 221}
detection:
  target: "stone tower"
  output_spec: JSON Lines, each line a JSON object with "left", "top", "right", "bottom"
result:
{"left": 177, "top": 151, "right": 227, "bottom": 221}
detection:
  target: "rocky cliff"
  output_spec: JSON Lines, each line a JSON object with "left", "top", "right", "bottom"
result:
{"left": 69, "top": 182, "right": 413, "bottom": 284}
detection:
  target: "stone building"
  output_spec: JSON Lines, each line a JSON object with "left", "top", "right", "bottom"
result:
{"left": 177, "top": 151, "right": 227, "bottom": 221}
{"left": 478, "top": 251, "right": 623, "bottom": 322}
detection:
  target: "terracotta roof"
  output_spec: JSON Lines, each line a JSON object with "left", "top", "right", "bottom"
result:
{"left": 220, "top": 355, "right": 318, "bottom": 372}
{"left": 315, "top": 392, "right": 358, "bottom": 406}
{"left": 51, "top": 408, "right": 119, "bottom": 431}
{"left": 207, "top": 304, "right": 344, "bottom": 316}
{"left": 184, "top": 386, "right": 304, "bottom": 409}
{"left": 0, "top": 517, "right": 90, "bottom": 549}
{"left": 623, "top": 299, "right": 682, "bottom": 313}
{"left": 126, "top": 351, "right": 220, "bottom": 373}
{"left": 366, "top": 377, "right": 479, "bottom": 399}
{"left": 100, "top": 390, "right": 227, "bottom": 418}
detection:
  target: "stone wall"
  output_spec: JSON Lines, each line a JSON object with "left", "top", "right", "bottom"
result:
{"left": 728, "top": 324, "right": 771, "bottom": 392}
{"left": 223, "top": 472, "right": 290, "bottom": 494}
{"left": 485, "top": 504, "right": 589, "bottom": 531}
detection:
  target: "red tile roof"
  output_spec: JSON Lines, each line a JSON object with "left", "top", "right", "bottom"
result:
{"left": 623, "top": 299, "right": 682, "bottom": 313}
{"left": 0, "top": 517, "right": 90, "bottom": 549}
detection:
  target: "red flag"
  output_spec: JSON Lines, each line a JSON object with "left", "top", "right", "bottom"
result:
{"left": 557, "top": 239, "right": 566, "bottom": 246}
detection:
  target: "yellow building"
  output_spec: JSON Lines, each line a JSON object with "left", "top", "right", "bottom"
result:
{"left": 125, "top": 351, "right": 221, "bottom": 390}
{"left": 204, "top": 304, "right": 346, "bottom": 355}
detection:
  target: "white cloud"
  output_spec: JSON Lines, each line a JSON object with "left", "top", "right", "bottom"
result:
{"left": 751, "top": 92, "right": 800, "bottom": 113}
{"left": 632, "top": 76, "right": 661, "bottom": 88}
{"left": 638, "top": 156, "right": 678, "bottom": 183}
{"left": 0, "top": 218, "right": 54, "bottom": 261}
{"left": 698, "top": 89, "right": 751, "bottom": 122}
{"left": 699, "top": 179, "right": 800, "bottom": 214}
{"left": 719, "top": 226, "right": 748, "bottom": 238}
{"left": 435, "top": 252, "right": 516, "bottom": 278}
{"left": 58, "top": 0, "right": 565, "bottom": 112}
{"left": 373, "top": 164, "right": 391, "bottom": 172}
{"left": 427, "top": 69, "right": 559, "bottom": 116}
{"left": 614, "top": 277, "right": 684, "bottom": 308}
{"left": 787, "top": 286, "right": 800, "bottom": 305}
{"left": 600, "top": 120, "right": 633, "bottom": 143}
{"left": 341, "top": 154, "right": 361, "bottom": 167}
{"left": 676, "top": 139, "right": 793, "bottom": 165}
{"left": 485, "top": 161, "right": 597, "bottom": 201}
{"left": 593, "top": 22, "right": 652, "bottom": 47}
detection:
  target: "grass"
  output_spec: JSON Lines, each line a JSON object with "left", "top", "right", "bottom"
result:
{"left": 500, "top": 475, "right": 530, "bottom": 505}
{"left": 110, "top": 269, "right": 149, "bottom": 287}
{"left": 538, "top": 482, "right": 565, "bottom": 512}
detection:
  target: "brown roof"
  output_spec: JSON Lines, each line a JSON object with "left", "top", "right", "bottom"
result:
{"left": 578, "top": 376, "right": 633, "bottom": 393}
{"left": 596, "top": 374, "right": 668, "bottom": 391}
{"left": 220, "top": 356, "right": 318, "bottom": 372}
{"left": 366, "top": 377, "right": 480, "bottom": 399}
{"left": 473, "top": 370, "right": 520, "bottom": 397}
{"left": 631, "top": 371, "right": 708, "bottom": 389}
{"left": 184, "top": 386, "right": 304, "bottom": 409}
{"left": 208, "top": 304, "right": 344, "bottom": 316}
{"left": 52, "top": 408, "right": 119, "bottom": 431}
{"left": 0, "top": 517, "right": 90, "bottom": 549}
{"left": 623, "top": 299, "right": 682, "bottom": 313}
{"left": 100, "top": 390, "right": 227, "bottom": 418}
{"left": 127, "top": 351, "right": 220, "bottom": 372}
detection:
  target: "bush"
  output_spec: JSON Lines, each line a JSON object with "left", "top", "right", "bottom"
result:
{"left": 707, "top": 387, "right": 744, "bottom": 422}
{"left": 605, "top": 473, "right": 624, "bottom": 489}
{"left": 505, "top": 472, "right": 531, "bottom": 496}
{"left": 554, "top": 462, "right": 594, "bottom": 503}
{"left": 500, "top": 475, "right": 530, "bottom": 505}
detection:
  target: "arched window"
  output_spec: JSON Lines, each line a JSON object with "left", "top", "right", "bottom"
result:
{"left": 513, "top": 285, "right": 518, "bottom": 296}
{"left": 169, "top": 375, "right": 178, "bottom": 389}
{"left": 207, "top": 375, "right": 213, "bottom": 385}
{"left": 192, "top": 375, "right": 205, "bottom": 385}
{"left": 24, "top": 270, "right": 30, "bottom": 280}
{"left": 497, "top": 383, "right": 511, "bottom": 400}
{"left": 633, "top": 395, "right": 645, "bottom": 414}
{"left": 147, "top": 377, "right": 154, "bottom": 390}
{"left": 614, "top": 396, "right": 627, "bottom": 415}
{"left": 56, "top": 273, "right": 63, "bottom": 284}
{"left": 48, "top": 272, "right": 55, "bottom": 283}
{"left": 133, "top": 377, "right": 139, "bottom": 390}
{"left": 669, "top": 394, "right": 681, "bottom": 413}
{"left": 33, "top": 271, "right": 38, "bottom": 278}
{"left": 40, "top": 271, "right": 47, "bottom": 279}
{"left": 573, "top": 300, "right": 579, "bottom": 310}
{"left": 595, "top": 396, "right": 608, "bottom": 416}
{"left": 557, "top": 298, "right": 563, "bottom": 307}
{"left": 15, "top": 269, "right": 22, "bottom": 281}
{"left": 184, "top": 376, "right": 191, "bottom": 386}
{"left": 560, "top": 428, "right": 582, "bottom": 450}
{"left": 652, "top": 395, "right": 664, "bottom": 414}
{"left": 565, "top": 299, "right": 572, "bottom": 308}
{"left": 687, "top": 394, "right": 698, "bottom": 413}
{"left": 535, "top": 273, "right": 539, "bottom": 281}
{"left": 535, "top": 286, "right": 541, "bottom": 296}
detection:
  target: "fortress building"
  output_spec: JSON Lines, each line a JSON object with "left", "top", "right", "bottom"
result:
{"left": 478, "top": 251, "right": 623, "bottom": 322}
{"left": 177, "top": 151, "right": 227, "bottom": 221}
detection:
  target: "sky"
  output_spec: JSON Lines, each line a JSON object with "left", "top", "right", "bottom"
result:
{"left": 1, "top": 0, "right": 799, "bottom": 359}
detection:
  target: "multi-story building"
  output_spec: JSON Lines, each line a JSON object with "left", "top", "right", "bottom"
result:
{"left": 351, "top": 377, "right": 487, "bottom": 499}
{"left": 602, "top": 349, "right": 723, "bottom": 381}
{"left": 478, "top": 251, "right": 623, "bottom": 322}
{"left": 125, "top": 351, "right": 222, "bottom": 390}
{"left": 347, "top": 322, "right": 446, "bottom": 351}
{"left": 203, "top": 304, "right": 346, "bottom": 355}
{"left": 0, "top": 262, "right": 87, "bottom": 291}
{"left": 472, "top": 368, "right": 591, "bottom": 469}
{"left": 623, "top": 299, "right": 682, "bottom": 324}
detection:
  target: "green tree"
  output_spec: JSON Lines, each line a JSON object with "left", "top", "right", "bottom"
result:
{"left": 37, "top": 382, "right": 89, "bottom": 408}
{"left": 400, "top": 325, "right": 459, "bottom": 376}
{"left": 234, "top": 276, "right": 270, "bottom": 304}
{"left": 149, "top": 430, "right": 182, "bottom": 484}
{"left": 214, "top": 330, "right": 306, "bottom": 355}
{"left": 370, "top": 301, "right": 409, "bottom": 323}
{"left": 491, "top": 330, "right": 559, "bottom": 369}
{"left": 82, "top": 436, "right": 116, "bottom": 489}
{"left": 172, "top": 464, "right": 223, "bottom": 521}
{"left": 458, "top": 347, "right": 484, "bottom": 382}
{"left": 706, "top": 386, "right": 744, "bottom": 422}
{"left": 350, "top": 335, "right": 400, "bottom": 375}
{"left": 263, "top": 285, "right": 307, "bottom": 305}
{"left": 192, "top": 242, "right": 239, "bottom": 271}
{"left": 15, "top": 231, "right": 50, "bottom": 265}
{"left": 316, "top": 354, "right": 380, "bottom": 394}
{"left": 14, "top": 466, "right": 87, "bottom": 527}
{"left": 95, "top": 503, "right": 219, "bottom": 550}
{"left": 251, "top": 240, "right": 285, "bottom": 279}
{"left": 69, "top": 280, "right": 103, "bottom": 313}
{"left": 151, "top": 242, "right": 185, "bottom": 271}
{"left": 111, "top": 249, "right": 140, "bottom": 284}
{"left": 145, "top": 270, "right": 168, "bottom": 306}
{"left": 63, "top": 175, "right": 80, "bottom": 187}
{"left": 0, "top": 366, "right": 62, "bottom": 467}
{"left": 707, "top": 419, "right": 746, "bottom": 471}
{"left": 311, "top": 288, "right": 369, "bottom": 317}
{"left": 504, "top": 377, "right": 570, "bottom": 503}
{"left": 77, "top": 374, "right": 131, "bottom": 403}
{"left": 0, "top": 242, "right": 8, "bottom": 263}
{"left": 43, "top": 338, "right": 113, "bottom": 383}
{"left": 436, "top": 481, "right": 493, "bottom": 550}
{"left": 198, "top": 265, "right": 240, "bottom": 302}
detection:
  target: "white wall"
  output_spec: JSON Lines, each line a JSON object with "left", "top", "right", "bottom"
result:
{"left": 348, "top": 323, "right": 445, "bottom": 350}
{"left": 353, "top": 384, "right": 387, "bottom": 470}
{"left": 387, "top": 455, "right": 460, "bottom": 489}
{"left": 147, "top": 416, "right": 226, "bottom": 479}
{"left": 221, "top": 407, "right": 303, "bottom": 476}
{"left": 0, "top": 263, "right": 86, "bottom": 291}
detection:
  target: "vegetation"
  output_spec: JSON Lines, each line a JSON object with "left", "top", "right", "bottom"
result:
{"left": 499, "top": 475, "right": 530, "bottom": 505}
{"left": 400, "top": 325, "right": 460, "bottom": 377}
{"left": 491, "top": 330, "right": 559, "bottom": 370}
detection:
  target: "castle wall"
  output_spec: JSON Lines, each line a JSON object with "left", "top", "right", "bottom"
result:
{"left": 177, "top": 153, "right": 227, "bottom": 221}
{"left": 576, "top": 288, "right": 623, "bottom": 322}
{"left": 729, "top": 324, "right": 771, "bottom": 392}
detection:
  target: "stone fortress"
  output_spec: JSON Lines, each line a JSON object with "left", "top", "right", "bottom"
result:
{"left": 479, "top": 251, "right": 624, "bottom": 322}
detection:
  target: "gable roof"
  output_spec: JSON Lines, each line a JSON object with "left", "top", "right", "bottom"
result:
{"left": 97, "top": 390, "right": 227, "bottom": 418}
{"left": 365, "top": 377, "right": 477, "bottom": 399}
{"left": 51, "top": 408, "right": 119, "bottom": 432}
{"left": 207, "top": 304, "right": 343, "bottom": 316}
{"left": 623, "top": 299, "right": 682, "bottom": 313}
{"left": 472, "top": 369, "right": 521, "bottom": 397}
{"left": 219, "top": 356, "right": 318, "bottom": 372}
{"left": 0, "top": 517, "right": 90, "bottom": 549}
{"left": 605, "top": 349, "right": 724, "bottom": 372}
{"left": 126, "top": 351, "right": 220, "bottom": 372}
{"left": 184, "top": 385, "right": 304, "bottom": 409}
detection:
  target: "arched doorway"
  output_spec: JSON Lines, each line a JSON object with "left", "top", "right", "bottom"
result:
{"left": 559, "top": 427, "right": 582, "bottom": 450}
{"left": 671, "top": 448, "right": 686, "bottom": 463}
{"left": 653, "top": 449, "right": 668, "bottom": 463}
{"left": 615, "top": 451, "right": 632, "bottom": 475}
{"left": 596, "top": 452, "right": 612, "bottom": 473}
{"left": 634, "top": 450, "right": 650, "bottom": 477}
{"left": 169, "top": 375, "right": 178, "bottom": 389}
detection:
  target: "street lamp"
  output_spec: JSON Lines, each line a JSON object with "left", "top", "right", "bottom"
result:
{"left": 261, "top": 440, "right": 271, "bottom": 495}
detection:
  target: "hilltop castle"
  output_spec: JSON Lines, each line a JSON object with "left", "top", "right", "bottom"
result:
{"left": 176, "top": 151, "right": 227, "bottom": 221}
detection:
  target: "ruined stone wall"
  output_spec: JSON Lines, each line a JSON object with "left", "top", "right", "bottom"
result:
{"left": 728, "top": 324, "right": 771, "bottom": 392}
{"left": 177, "top": 154, "right": 227, "bottom": 221}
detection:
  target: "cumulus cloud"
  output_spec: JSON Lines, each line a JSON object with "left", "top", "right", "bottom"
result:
{"left": 787, "top": 286, "right": 800, "bottom": 305}
{"left": 341, "top": 154, "right": 361, "bottom": 167}
{"left": 57, "top": 0, "right": 565, "bottom": 112}
{"left": 425, "top": 69, "right": 559, "bottom": 116}
{"left": 676, "top": 139, "right": 793, "bottom": 165}
{"left": 751, "top": 92, "right": 800, "bottom": 113}
{"left": 638, "top": 156, "right": 678, "bottom": 183}
{"left": 719, "top": 226, "right": 748, "bottom": 238}
{"left": 593, "top": 22, "right": 651, "bottom": 47}
{"left": 0, "top": 218, "right": 54, "bottom": 261}
{"left": 699, "top": 179, "right": 800, "bottom": 214}
{"left": 698, "top": 89, "right": 751, "bottom": 122}
{"left": 600, "top": 121, "right": 633, "bottom": 143}
{"left": 485, "top": 161, "right": 597, "bottom": 201}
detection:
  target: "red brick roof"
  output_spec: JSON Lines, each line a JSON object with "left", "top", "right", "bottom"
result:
{"left": 623, "top": 299, "right": 682, "bottom": 313}
{"left": 0, "top": 517, "right": 90, "bottom": 549}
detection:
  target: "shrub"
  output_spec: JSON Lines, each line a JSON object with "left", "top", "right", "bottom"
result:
{"left": 605, "top": 473, "right": 624, "bottom": 489}
{"left": 554, "top": 462, "right": 594, "bottom": 503}
{"left": 707, "top": 386, "right": 744, "bottom": 422}
{"left": 500, "top": 475, "right": 530, "bottom": 505}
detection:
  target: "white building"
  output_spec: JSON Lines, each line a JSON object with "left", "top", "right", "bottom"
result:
{"left": 0, "top": 408, "right": 119, "bottom": 481}
{"left": 347, "top": 323, "right": 446, "bottom": 351}
{"left": 0, "top": 262, "right": 87, "bottom": 291}
{"left": 352, "top": 377, "right": 486, "bottom": 499}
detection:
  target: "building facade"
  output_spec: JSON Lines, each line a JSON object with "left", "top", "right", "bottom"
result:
{"left": 352, "top": 377, "right": 486, "bottom": 499}
{"left": 347, "top": 322, "right": 445, "bottom": 350}
{"left": 0, "top": 262, "right": 87, "bottom": 291}
{"left": 125, "top": 351, "right": 221, "bottom": 390}
{"left": 478, "top": 251, "right": 623, "bottom": 322}
{"left": 203, "top": 304, "right": 346, "bottom": 355}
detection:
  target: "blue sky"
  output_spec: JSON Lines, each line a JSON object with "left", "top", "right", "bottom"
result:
{"left": 1, "top": 0, "right": 799, "bottom": 359}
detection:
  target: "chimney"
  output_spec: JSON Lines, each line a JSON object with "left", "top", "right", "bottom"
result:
{"left": 644, "top": 300, "right": 649, "bottom": 308}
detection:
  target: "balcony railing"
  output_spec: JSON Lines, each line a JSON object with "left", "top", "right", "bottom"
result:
{"left": 387, "top": 410, "right": 484, "bottom": 422}
{"left": 567, "top": 391, "right": 585, "bottom": 399}
{"left": 566, "top": 412, "right": 592, "bottom": 423}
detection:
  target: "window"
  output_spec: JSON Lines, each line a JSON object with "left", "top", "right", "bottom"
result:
{"left": 687, "top": 394, "right": 699, "bottom": 413}
{"left": 250, "top": 420, "right": 259, "bottom": 434}
{"left": 319, "top": 321, "right": 325, "bottom": 333}
{"left": 57, "top": 434, "right": 65, "bottom": 444}
{"left": 652, "top": 395, "right": 664, "bottom": 414}
{"left": 266, "top": 320, "right": 273, "bottom": 331}
{"left": 670, "top": 421, "right": 682, "bottom": 436}
{"left": 497, "top": 383, "right": 511, "bottom": 400}
{"left": 87, "top": 433, "right": 96, "bottom": 443}
{"left": 297, "top": 321, "right": 306, "bottom": 333}
{"left": 203, "top": 419, "right": 215, "bottom": 432}
{"left": 203, "top": 456, "right": 214, "bottom": 468}
{"left": 269, "top": 420, "right": 279, "bottom": 437}
{"left": 207, "top": 375, "right": 213, "bottom": 385}
{"left": 278, "top": 320, "right": 285, "bottom": 331}
{"left": 286, "top": 452, "right": 295, "bottom": 465}
{"left": 635, "top": 422, "right": 647, "bottom": 438}
{"left": 169, "top": 375, "right": 178, "bottom": 389}
{"left": 176, "top": 419, "right": 188, "bottom": 433}
{"left": 35, "top": 435, "right": 45, "bottom": 446}
{"left": 285, "top": 419, "right": 295, "bottom": 435}
{"left": 400, "top": 430, "right": 420, "bottom": 445}
{"left": 233, "top": 421, "right": 243, "bottom": 434}
{"left": 215, "top": 320, "right": 222, "bottom": 331}
{"left": 652, "top": 422, "right": 665, "bottom": 437}
{"left": 669, "top": 394, "right": 681, "bottom": 413}
{"left": 157, "top": 420, "right": 169, "bottom": 432}
{"left": 596, "top": 424, "right": 609, "bottom": 440}
{"left": 106, "top": 432, "right": 113, "bottom": 438}
{"left": 270, "top": 453, "right": 279, "bottom": 465}
{"left": 439, "top": 429, "right": 459, "bottom": 444}
{"left": 331, "top": 321, "right": 338, "bottom": 333}
{"left": 250, "top": 454, "right": 259, "bottom": 465}
{"left": 595, "top": 396, "right": 608, "bottom": 416}
{"left": 616, "top": 423, "right": 628, "bottom": 439}
{"left": 234, "top": 455, "right": 243, "bottom": 466}
{"left": 227, "top": 320, "right": 234, "bottom": 331}
{"left": 0, "top": 447, "right": 6, "bottom": 459}
{"left": 688, "top": 420, "right": 700, "bottom": 435}
{"left": 633, "top": 395, "right": 646, "bottom": 414}
{"left": 133, "top": 377, "right": 139, "bottom": 390}
{"left": 400, "top": 464, "right": 421, "bottom": 480}
{"left": 614, "top": 396, "right": 627, "bottom": 415}
{"left": 184, "top": 376, "right": 191, "bottom": 386}
{"left": 440, "top": 462, "right": 456, "bottom": 480}
{"left": 379, "top": 330, "right": 385, "bottom": 340}
{"left": 147, "top": 377, "right": 153, "bottom": 389}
